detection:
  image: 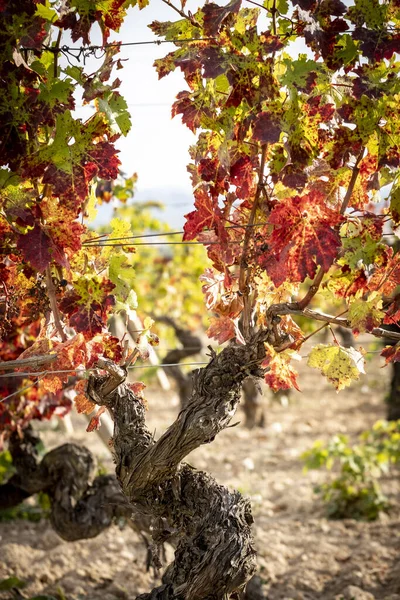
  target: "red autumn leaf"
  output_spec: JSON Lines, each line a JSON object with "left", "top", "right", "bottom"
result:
{"left": 172, "top": 91, "right": 210, "bottom": 133}
{"left": 183, "top": 187, "right": 225, "bottom": 241}
{"left": 381, "top": 344, "right": 400, "bottom": 364}
{"left": 101, "top": 335, "right": 123, "bottom": 363}
{"left": 202, "top": 0, "right": 241, "bottom": 36}
{"left": 88, "top": 142, "right": 120, "bottom": 180}
{"left": 207, "top": 315, "right": 245, "bottom": 345}
{"left": 230, "top": 156, "right": 256, "bottom": 199}
{"left": 206, "top": 316, "right": 235, "bottom": 344}
{"left": 128, "top": 381, "right": 146, "bottom": 395}
{"left": 86, "top": 406, "right": 106, "bottom": 432}
{"left": 17, "top": 225, "right": 68, "bottom": 272}
{"left": 70, "top": 306, "right": 104, "bottom": 338}
{"left": 369, "top": 250, "right": 400, "bottom": 296}
{"left": 252, "top": 112, "right": 282, "bottom": 144}
{"left": 263, "top": 191, "right": 342, "bottom": 284}
{"left": 20, "top": 18, "right": 48, "bottom": 50}
{"left": 257, "top": 247, "right": 290, "bottom": 288}
{"left": 384, "top": 296, "right": 400, "bottom": 325}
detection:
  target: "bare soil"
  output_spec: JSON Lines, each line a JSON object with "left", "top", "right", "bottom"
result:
{"left": 1, "top": 344, "right": 400, "bottom": 600}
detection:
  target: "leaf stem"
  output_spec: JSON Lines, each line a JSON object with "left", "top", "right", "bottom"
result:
{"left": 161, "top": 0, "right": 199, "bottom": 26}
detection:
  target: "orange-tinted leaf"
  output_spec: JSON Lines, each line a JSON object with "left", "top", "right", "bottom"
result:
{"left": 206, "top": 315, "right": 245, "bottom": 344}
{"left": 128, "top": 381, "right": 146, "bottom": 395}
{"left": 262, "top": 343, "right": 300, "bottom": 391}
{"left": 86, "top": 406, "right": 106, "bottom": 432}
{"left": 75, "top": 393, "right": 96, "bottom": 415}
{"left": 40, "top": 376, "right": 63, "bottom": 394}
{"left": 381, "top": 344, "right": 400, "bottom": 364}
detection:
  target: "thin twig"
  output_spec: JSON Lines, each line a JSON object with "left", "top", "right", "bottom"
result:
{"left": 269, "top": 304, "right": 400, "bottom": 342}
{"left": 161, "top": 0, "right": 200, "bottom": 26}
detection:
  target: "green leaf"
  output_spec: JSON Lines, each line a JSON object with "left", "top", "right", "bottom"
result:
{"left": 389, "top": 185, "right": 400, "bottom": 225}
{"left": 39, "top": 80, "right": 74, "bottom": 104}
{"left": 109, "top": 254, "right": 136, "bottom": 302}
{"left": 64, "top": 65, "right": 85, "bottom": 84}
{"left": 281, "top": 54, "right": 319, "bottom": 88}
{"left": 307, "top": 344, "right": 365, "bottom": 391}
{"left": 335, "top": 34, "right": 358, "bottom": 66}
{"left": 0, "top": 577, "right": 26, "bottom": 591}
{"left": 348, "top": 291, "right": 385, "bottom": 333}
{"left": 35, "top": 3, "right": 57, "bottom": 21}
{"left": 97, "top": 93, "right": 132, "bottom": 136}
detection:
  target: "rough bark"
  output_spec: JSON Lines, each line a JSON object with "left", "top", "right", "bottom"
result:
{"left": 387, "top": 361, "right": 400, "bottom": 421}
{"left": 85, "top": 334, "right": 269, "bottom": 599}
{"left": 242, "top": 378, "right": 265, "bottom": 429}
{"left": 0, "top": 426, "right": 151, "bottom": 543}
{"left": 381, "top": 324, "right": 400, "bottom": 421}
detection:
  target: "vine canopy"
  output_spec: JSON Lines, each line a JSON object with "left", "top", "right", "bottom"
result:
{"left": 1, "top": 0, "right": 400, "bottom": 442}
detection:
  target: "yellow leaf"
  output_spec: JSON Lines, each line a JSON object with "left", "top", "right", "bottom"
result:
{"left": 307, "top": 344, "right": 365, "bottom": 391}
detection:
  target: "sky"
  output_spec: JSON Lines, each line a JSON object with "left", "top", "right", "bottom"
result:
{"left": 85, "top": 2, "right": 204, "bottom": 227}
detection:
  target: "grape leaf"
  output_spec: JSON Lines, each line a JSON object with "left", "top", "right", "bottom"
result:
{"left": 307, "top": 344, "right": 365, "bottom": 390}
{"left": 183, "top": 188, "right": 224, "bottom": 241}
{"left": 252, "top": 112, "right": 282, "bottom": 144}
{"left": 86, "top": 406, "right": 106, "bottom": 432}
{"left": 263, "top": 191, "right": 342, "bottom": 284}
{"left": 381, "top": 344, "right": 400, "bottom": 364}
{"left": 16, "top": 225, "right": 68, "bottom": 271}
{"left": 206, "top": 315, "right": 245, "bottom": 344}
{"left": 348, "top": 291, "right": 385, "bottom": 334}
{"left": 202, "top": 0, "right": 242, "bottom": 36}
{"left": 262, "top": 343, "right": 300, "bottom": 391}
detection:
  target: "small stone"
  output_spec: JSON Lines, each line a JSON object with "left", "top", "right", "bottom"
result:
{"left": 242, "top": 457, "right": 255, "bottom": 471}
{"left": 339, "top": 585, "right": 375, "bottom": 600}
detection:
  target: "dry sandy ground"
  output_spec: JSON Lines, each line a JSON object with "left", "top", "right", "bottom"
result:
{"left": 1, "top": 343, "right": 400, "bottom": 600}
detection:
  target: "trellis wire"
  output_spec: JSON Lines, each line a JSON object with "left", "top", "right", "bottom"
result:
{"left": 0, "top": 362, "right": 210, "bottom": 379}
{"left": 83, "top": 223, "right": 268, "bottom": 245}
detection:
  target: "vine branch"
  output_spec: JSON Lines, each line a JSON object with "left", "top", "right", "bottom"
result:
{"left": 269, "top": 303, "right": 400, "bottom": 342}
{"left": 239, "top": 144, "right": 268, "bottom": 339}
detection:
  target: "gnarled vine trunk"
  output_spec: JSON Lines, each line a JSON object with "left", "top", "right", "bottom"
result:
{"left": 85, "top": 334, "right": 268, "bottom": 599}
{"left": 3, "top": 333, "right": 270, "bottom": 599}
